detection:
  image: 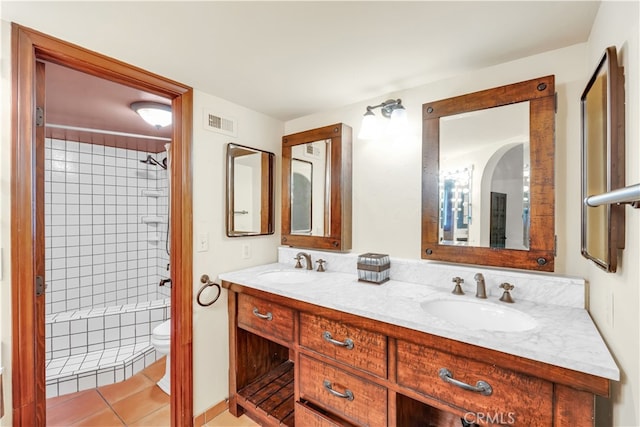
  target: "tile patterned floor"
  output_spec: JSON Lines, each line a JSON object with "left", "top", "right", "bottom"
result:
{"left": 46, "top": 356, "right": 259, "bottom": 426}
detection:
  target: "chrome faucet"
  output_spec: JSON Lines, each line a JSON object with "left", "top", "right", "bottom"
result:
{"left": 294, "top": 252, "right": 313, "bottom": 270}
{"left": 474, "top": 273, "right": 487, "bottom": 299}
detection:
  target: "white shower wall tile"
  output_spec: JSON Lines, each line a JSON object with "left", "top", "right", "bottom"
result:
{"left": 44, "top": 138, "right": 171, "bottom": 315}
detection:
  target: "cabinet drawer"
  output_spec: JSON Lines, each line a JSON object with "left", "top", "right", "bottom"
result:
{"left": 295, "top": 402, "right": 355, "bottom": 427}
{"left": 300, "top": 312, "right": 387, "bottom": 377}
{"left": 396, "top": 340, "right": 553, "bottom": 426}
{"left": 299, "top": 354, "right": 387, "bottom": 427}
{"left": 237, "top": 293, "right": 294, "bottom": 343}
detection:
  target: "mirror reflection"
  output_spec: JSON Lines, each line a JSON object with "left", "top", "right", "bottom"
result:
{"left": 290, "top": 139, "right": 331, "bottom": 236}
{"left": 439, "top": 102, "right": 530, "bottom": 250}
{"left": 226, "top": 143, "right": 274, "bottom": 237}
{"left": 282, "top": 123, "right": 352, "bottom": 251}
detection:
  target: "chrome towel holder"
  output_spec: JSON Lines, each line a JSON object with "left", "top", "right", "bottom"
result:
{"left": 197, "top": 274, "right": 222, "bottom": 307}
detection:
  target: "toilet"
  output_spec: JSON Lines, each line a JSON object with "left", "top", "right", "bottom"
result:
{"left": 151, "top": 319, "right": 171, "bottom": 394}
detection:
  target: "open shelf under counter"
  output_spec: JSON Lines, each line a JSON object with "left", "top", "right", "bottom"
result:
{"left": 236, "top": 360, "right": 295, "bottom": 427}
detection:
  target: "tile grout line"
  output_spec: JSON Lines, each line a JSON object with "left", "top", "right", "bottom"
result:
{"left": 95, "top": 386, "right": 128, "bottom": 426}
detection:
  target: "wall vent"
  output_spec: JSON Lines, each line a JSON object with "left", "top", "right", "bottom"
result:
{"left": 304, "top": 143, "right": 321, "bottom": 159}
{"left": 203, "top": 110, "right": 237, "bottom": 136}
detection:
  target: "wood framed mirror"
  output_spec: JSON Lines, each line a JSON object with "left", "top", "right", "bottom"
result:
{"left": 282, "top": 123, "right": 352, "bottom": 251}
{"left": 581, "top": 46, "right": 625, "bottom": 272}
{"left": 226, "top": 143, "right": 275, "bottom": 237}
{"left": 422, "top": 76, "right": 556, "bottom": 271}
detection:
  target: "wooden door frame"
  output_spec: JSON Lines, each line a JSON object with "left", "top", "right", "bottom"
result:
{"left": 10, "top": 24, "right": 194, "bottom": 426}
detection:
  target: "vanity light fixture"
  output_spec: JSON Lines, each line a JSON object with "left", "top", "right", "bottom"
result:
{"left": 131, "top": 101, "right": 172, "bottom": 129}
{"left": 358, "top": 98, "right": 407, "bottom": 139}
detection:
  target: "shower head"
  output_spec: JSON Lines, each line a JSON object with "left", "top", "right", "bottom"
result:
{"left": 140, "top": 155, "right": 167, "bottom": 170}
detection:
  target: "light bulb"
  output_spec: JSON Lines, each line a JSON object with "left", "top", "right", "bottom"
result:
{"left": 131, "top": 102, "right": 172, "bottom": 129}
{"left": 358, "top": 111, "right": 380, "bottom": 140}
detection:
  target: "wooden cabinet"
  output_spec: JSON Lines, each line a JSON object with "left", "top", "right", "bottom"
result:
{"left": 396, "top": 340, "right": 553, "bottom": 426}
{"left": 295, "top": 402, "right": 354, "bottom": 427}
{"left": 299, "top": 354, "right": 387, "bottom": 426}
{"left": 237, "top": 293, "right": 294, "bottom": 344}
{"left": 223, "top": 282, "right": 610, "bottom": 427}
{"left": 299, "top": 312, "right": 387, "bottom": 378}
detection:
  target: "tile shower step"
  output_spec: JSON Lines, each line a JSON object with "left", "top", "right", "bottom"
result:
{"left": 46, "top": 341, "right": 154, "bottom": 380}
{"left": 46, "top": 342, "right": 159, "bottom": 398}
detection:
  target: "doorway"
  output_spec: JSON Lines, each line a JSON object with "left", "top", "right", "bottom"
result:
{"left": 11, "top": 24, "right": 193, "bottom": 426}
{"left": 490, "top": 191, "right": 507, "bottom": 249}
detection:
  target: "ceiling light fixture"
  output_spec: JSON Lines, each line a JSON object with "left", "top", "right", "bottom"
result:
{"left": 358, "top": 98, "right": 407, "bottom": 140}
{"left": 130, "top": 101, "right": 172, "bottom": 129}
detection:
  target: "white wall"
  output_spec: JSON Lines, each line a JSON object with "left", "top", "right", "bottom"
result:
{"left": 191, "top": 90, "right": 282, "bottom": 415}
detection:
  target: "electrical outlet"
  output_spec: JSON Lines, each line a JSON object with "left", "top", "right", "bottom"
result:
{"left": 242, "top": 244, "right": 251, "bottom": 259}
{"left": 197, "top": 233, "right": 209, "bottom": 252}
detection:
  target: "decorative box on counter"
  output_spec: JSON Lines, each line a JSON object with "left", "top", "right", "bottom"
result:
{"left": 357, "top": 253, "right": 390, "bottom": 284}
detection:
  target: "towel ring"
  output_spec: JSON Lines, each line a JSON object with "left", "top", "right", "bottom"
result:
{"left": 197, "top": 274, "right": 222, "bottom": 307}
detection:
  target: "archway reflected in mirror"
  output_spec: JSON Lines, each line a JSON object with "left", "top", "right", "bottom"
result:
{"left": 439, "top": 102, "right": 530, "bottom": 250}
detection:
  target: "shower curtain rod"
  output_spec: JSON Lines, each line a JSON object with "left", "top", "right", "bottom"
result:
{"left": 46, "top": 123, "right": 172, "bottom": 142}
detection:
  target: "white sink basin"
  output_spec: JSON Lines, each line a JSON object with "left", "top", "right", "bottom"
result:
{"left": 420, "top": 298, "right": 537, "bottom": 332}
{"left": 258, "top": 269, "right": 317, "bottom": 284}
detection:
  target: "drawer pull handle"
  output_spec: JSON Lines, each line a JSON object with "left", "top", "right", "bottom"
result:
{"left": 252, "top": 307, "right": 273, "bottom": 321}
{"left": 322, "top": 331, "right": 354, "bottom": 350}
{"left": 438, "top": 368, "right": 493, "bottom": 396}
{"left": 323, "top": 380, "right": 354, "bottom": 401}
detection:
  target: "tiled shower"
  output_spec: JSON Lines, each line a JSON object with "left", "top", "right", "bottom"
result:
{"left": 44, "top": 137, "right": 171, "bottom": 397}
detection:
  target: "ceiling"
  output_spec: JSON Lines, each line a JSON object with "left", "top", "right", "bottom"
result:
{"left": 3, "top": 1, "right": 600, "bottom": 136}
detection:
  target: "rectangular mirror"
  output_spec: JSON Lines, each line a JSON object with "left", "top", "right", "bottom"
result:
{"left": 226, "top": 143, "right": 275, "bottom": 237}
{"left": 422, "top": 76, "right": 556, "bottom": 271}
{"left": 581, "top": 46, "right": 625, "bottom": 272}
{"left": 282, "top": 123, "right": 352, "bottom": 251}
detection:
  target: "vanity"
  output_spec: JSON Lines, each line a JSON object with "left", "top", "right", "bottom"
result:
{"left": 220, "top": 250, "right": 618, "bottom": 427}
{"left": 220, "top": 77, "right": 619, "bottom": 425}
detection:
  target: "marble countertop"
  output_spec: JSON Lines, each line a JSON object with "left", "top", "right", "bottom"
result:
{"left": 219, "top": 262, "right": 619, "bottom": 381}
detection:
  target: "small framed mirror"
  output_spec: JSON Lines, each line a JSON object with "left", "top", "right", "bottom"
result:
{"left": 282, "top": 123, "right": 352, "bottom": 251}
{"left": 581, "top": 46, "right": 625, "bottom": 272}
{"left": 226, "top": 143, "right": 275, "bottom": 237}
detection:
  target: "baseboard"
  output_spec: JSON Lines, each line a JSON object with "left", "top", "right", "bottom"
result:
{"left": 193, "top": 399, "right": 228, "bottom": 427}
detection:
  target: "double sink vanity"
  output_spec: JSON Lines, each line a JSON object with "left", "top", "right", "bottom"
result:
{"left": 220, "top": 76, "right": 619, "bottom": 425}
{"left": 220, "top": 248, "right": 618, "bottom": 427}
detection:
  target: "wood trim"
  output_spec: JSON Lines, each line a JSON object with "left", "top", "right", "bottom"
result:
{"left": 170, "top": 89, "right": 194, "bottom": 427}
{"left": 193, "top": 400, "right": 229, "bottom": 427}
{"left": 11, "top": 24, "right": 39, "bottom": 426}
{"left": 10, "top": 24, "right": 193, "bottom": 426}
